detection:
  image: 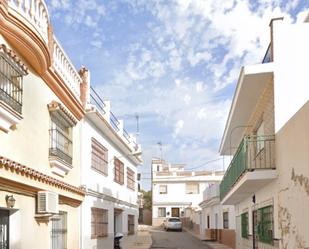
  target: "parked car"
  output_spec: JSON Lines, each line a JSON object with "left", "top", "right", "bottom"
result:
{"left": 163, "top": 217, "right": 182, "bottom": 231}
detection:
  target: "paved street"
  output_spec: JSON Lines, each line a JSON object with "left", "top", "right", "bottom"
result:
{"left": 150, "top": 228, "right": 210, "bottom": 249}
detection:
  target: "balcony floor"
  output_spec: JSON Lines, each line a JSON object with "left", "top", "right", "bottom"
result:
{"left": 221, "top": 169, "right": 277, "bottom": 205}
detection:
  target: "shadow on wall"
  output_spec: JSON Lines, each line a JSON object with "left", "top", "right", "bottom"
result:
{"left": 90, "top": 184, "right": 114, "bottom": 249}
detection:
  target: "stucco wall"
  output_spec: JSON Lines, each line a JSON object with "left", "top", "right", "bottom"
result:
{"left": 276, "top": 101, "right": 309, "bottom": 249}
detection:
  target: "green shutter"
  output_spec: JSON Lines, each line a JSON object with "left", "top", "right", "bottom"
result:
{"left": 241, "top": 212, "right": 249, "bottom": 238}
{"left": 258, "top": 206, "right": 273, "bottom": 244}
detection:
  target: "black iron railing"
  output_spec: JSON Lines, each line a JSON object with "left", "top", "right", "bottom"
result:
{"left": 0, "top": 56, "right": 23, "bottom": 114}
{"left": 49, "top": 129, "right": 72, "bottom": 165}
{"left": 262, "top": 43, "right": 272, "bottom": 64}
{"left": 110, "top": 111, "right": 120, "bottom": 132}
{"left": 90, "top": 86, "right": 106, "bottom": 114}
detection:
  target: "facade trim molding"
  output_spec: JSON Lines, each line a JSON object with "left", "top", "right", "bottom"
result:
{"left": 86, "top": 188, "right": 138, "bottom": 209}
{"left": 0, "top": 156, "right": 86, "bottom": 196}
{"left": 153, "top": 202, "right": 192, "bottom": 206}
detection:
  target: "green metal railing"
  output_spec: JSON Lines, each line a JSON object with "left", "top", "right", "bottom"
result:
{"left": 220, "top": 135, "right": 275, "bottom": 200}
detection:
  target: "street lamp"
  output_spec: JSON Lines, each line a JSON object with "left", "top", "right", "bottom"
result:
{"left": 5, "top": 195, "right": 16, "bottom": 208}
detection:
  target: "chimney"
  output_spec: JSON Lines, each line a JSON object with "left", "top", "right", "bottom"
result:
{"left": 79, "top": 66, "right": 90, "bottom": 108}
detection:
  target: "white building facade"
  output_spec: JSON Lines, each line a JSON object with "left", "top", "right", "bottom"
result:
{"left": 80, "top": 69, "right": 142, "bottom": 248}
{"left": 219, "top": 15, "right": 309, "bottom": 249}
{"left": 199, "top": 183, "right": 236, "bottom": 248}
{"left": 152, "top": 158, "right": 223, "bottom": 227}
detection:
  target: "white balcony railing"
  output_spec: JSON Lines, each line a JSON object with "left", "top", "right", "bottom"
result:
{"left": 8, "top": 0, "right": 49, "bottom": 42}
{"left": 53, "top": 37, "right": 82, "bottom": 98}
{"left": 203, "top": 183, "right": 220, "bottom": 201}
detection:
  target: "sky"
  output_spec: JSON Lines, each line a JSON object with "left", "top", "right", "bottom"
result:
{"left": 47, "top": 0, "right": 309, "bottom": 190}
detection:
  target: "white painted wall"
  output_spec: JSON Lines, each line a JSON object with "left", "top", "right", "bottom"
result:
{"left": 273, "top": 20, "right": 309, "bottom": 133}
{"left": 81, "top": 116, "right": 139, "bottom": 249}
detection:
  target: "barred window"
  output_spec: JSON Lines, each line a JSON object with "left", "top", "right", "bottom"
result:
{"left": 49, "top": 116, "right": 72, "bottom": 165}
{"left": 91, "top": 138, "right": 108, "bottom": 175}
{"left": 223, "top": 212, "right": 229, "bottom": 229}
{"left": 91, "top": 208, "right": 108, "bottom": 239}
{"left": 114, "top": 157, "right": 124, "bottom": 185}
{"left": 159, "top": 185, "right": 167, "bottom": 194}
{"left": 158, "top": 207, "right": 166, "bottom": 217}
{"left": 0, "top": 52, "right": 25, "bottom": 114}
{"left": 51, "top": 211, "right": 67, "bottom": 249}
{"left": 127, "top": 168, "right": 135, "bottom": 190}
{"left": 186, "top": 183, "right": 199, "bottom": 194}
{"left": 128, "top": 215, "right": 135, "bottom": 235}
{"left": 258, "top": 205, "right": 273, "bottom": 244}
{"left": 241, "top": 212, "right": 249, "bottom": 238}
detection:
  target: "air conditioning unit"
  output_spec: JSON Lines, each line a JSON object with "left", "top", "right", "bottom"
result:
{"left": 37, "top": 191, "right": 59, "bottom": 214}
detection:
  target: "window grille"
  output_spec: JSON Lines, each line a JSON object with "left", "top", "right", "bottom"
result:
{"left": 114, "top": 157, "right": 124, "bottom": 184}
{"left": 49, "top": 117, "right": 72, "bottom": 165}
{"left": 127, "top": 168, "right": 135, "bottom": 190}
{"left": 186, "top": 183, "right": 199, "bottom": 194}
{"left": 258, "top": 205, "right": 273, "bottom": 244}
{"left": 0, "top": 54, "right": 23, "bottom": 114}
{"left": 91, "top": 138, "right": 108, "bottom": 175}
{"left": 223, "top": 212, "right": 229, "bottom": 229}
{"left": 51, "top": 211, "right": 67, "bottom": 249}
{"left": 128, "top": 215, "right": 135, "bottom": 235}
{"left": 91, "top": 208, "right": 108, "bottom": 239}
{"left": 241, "top": 212, "right": 249, "bottom": 238}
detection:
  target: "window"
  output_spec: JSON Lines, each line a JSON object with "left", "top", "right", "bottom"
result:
{"left": 114, "top": 157, "right": 124, "bottom": 184}
{"left": 128, "top": 215, "right": 135, "bottom": 235}
{"left": 127, "top": 168, "right": 135, "bottom": 190}
{"left": 51, "top": 211, "right": 67, "bottom": 249}
{"left": 0, "top": 50, "right": 25, "bottom": 114}
{"left": 223, "top": 212, "right": 229, "bottom": 229}
{"left": 91, "top": 138, "right": 108, "bottom": 175}
{"left": 158, "top": 208, "right": 166, "bottom": 217}
{"left": 159, "top": 185, "right": 167, "bottom": 194}
{"left": 207, "top": 215, "right": 210, "bottom": 228}
{"left": 258, "top": 205, "right": 273, "bottom": 244}
{"left": 241, "top": 212, "right": 249, "bottom": 238}
{"left": 49, "top": 115, "right": 72, "bottom": 165}
{"left": 186, "top": 183, "right": 199, "bottom": 194}
{"left": 91, "top": 208, "right": 108, "bottom": 239}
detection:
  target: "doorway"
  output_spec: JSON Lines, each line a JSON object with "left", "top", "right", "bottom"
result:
{"left": 171, "top": 208, "right": 180, "bottom": 217}
{"left": 114, "top": 209, "right": 123, "bottom": 234}
{"left": 252, "top": 210, "right": 258, "bottom": 249}
{"left": 0, "top": 210, "right": 9, "bottom": 249}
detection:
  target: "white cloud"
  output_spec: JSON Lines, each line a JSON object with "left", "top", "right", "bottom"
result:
{"left": 173, "top": 120, "right": 184, "bottom": 138}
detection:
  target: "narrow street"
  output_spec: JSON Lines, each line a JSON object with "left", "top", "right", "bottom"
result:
{"left": 150, "top": 228, "right": 210, "bottom": 249}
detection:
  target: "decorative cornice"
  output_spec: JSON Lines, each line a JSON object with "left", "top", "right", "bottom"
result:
{"left": 0, "top": 156, "right": 85, "bottom": 196}
{"left": 0, "top": 2, "right": 85, "bottom": 121}
{"left": 47, "top": 100, "right": 78, "bottom": 126}
{"left": 86, "top": 188, "right": 138, "bottom": 209}
{"left": 0, "top": 43, "right": 28, "bottom": 74}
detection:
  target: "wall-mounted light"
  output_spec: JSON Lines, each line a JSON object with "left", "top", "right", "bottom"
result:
{"left": 5, "top": 195, "right": 16, "bottom": 208}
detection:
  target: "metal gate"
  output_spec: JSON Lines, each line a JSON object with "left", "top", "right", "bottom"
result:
{"left": 0, "top": 210, "right": 9, "bottom": 249}
{"left": 51, "top": 212, "right": 67, "bottom": 249}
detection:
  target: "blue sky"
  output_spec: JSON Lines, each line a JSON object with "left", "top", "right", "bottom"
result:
{"left": 47, "top": 0, "right": 309, "bottom": 190}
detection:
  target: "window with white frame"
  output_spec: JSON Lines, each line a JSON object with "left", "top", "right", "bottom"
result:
{"left": 159, "top": 185, "right": 167, "bottom": 194}
{"left": 186, "top": 183, "right": 199, "bottom": 194}
{"left": 223, "top": 211, "right": 229, "bottom": 229}
{"left": 158, "top": 207, "right": 166, "bottom": 217}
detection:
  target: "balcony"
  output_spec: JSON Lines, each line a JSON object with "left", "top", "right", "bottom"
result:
{"left": 49, "top": 128, "right": 73, "bottom": 176}
{"left": 220, "top": 135, "right": 277, "bottom": 205}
